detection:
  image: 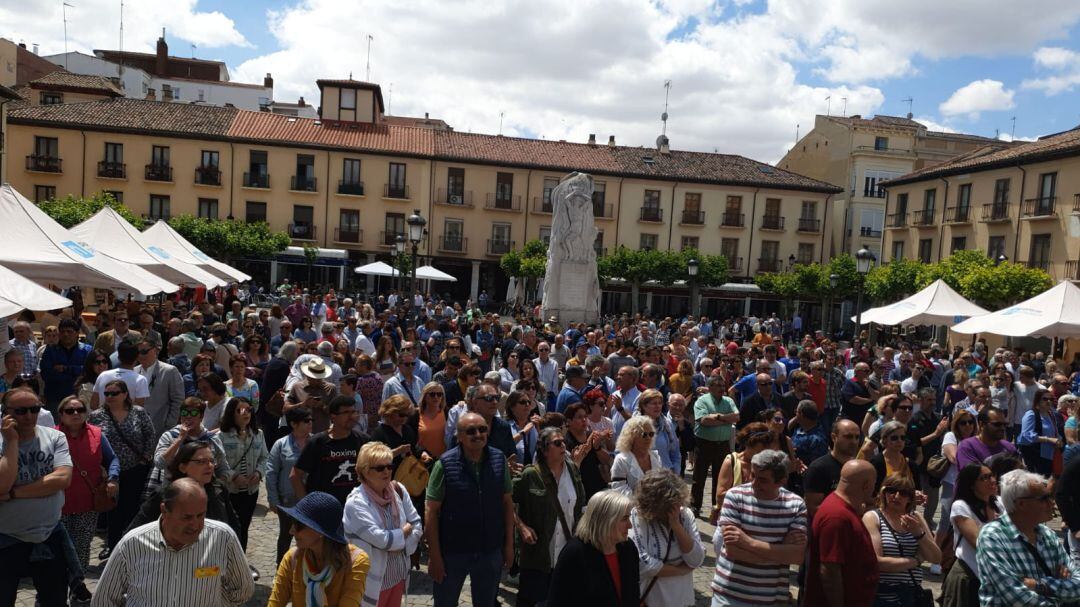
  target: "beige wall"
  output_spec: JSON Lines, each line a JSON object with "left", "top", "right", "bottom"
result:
{"left": 318, "top": 85, "right": 376, "bottom": 123}
{"left": 0, "top": 39, "right": 16, "bottom": 88}
{"left": 883, "top": 156, "right": 1080, "bottom": 280}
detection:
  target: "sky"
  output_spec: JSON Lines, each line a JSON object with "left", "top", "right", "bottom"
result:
{"left": 7, "top": 0, "right": 1080, "bottom": 163}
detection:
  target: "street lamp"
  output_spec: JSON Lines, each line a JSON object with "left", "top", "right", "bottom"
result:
{"left": 406, "top": 209, "right": 427, "bottom": 301}
{"left": 827, "top": 273, "right": 839, "bottom": 334}
{"left": 854, "top": 247, "right": 877, "bottom": 338}
{"left": 996, "top": 253, "right": 1008, "bottom": 266}
{"left": 788, "top": 253, "right": 796, "bottom": 269}
{"left": 394, "top": 235, "right": 406, "bottom": 296}
{"left": 687, "top": 258, "right": 700, "bottom": 318}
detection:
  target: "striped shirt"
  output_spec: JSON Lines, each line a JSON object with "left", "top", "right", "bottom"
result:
{"left": 712, "top": 483, "right": 807, "bottom": 605}
{"left": 91, "top": 518, "right": 254, "bottom": 607}
{"left": 870, "top": 509, "right": 923, "bottom": 587}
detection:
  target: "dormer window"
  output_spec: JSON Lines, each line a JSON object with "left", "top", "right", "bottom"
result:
{"left": 341, "top": 88, "right": 356, "bottom": 110}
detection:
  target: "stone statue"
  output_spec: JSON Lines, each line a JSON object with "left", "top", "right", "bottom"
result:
{"left": 542, "top": 172, "right": 601, "bottom": 324}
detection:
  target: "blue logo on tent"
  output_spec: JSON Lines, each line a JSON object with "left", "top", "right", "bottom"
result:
{"left": 61, "top": 241, "right": 94, "bottom": 259}
{"left": 147, "top": 246, "right": 172, "bottom": 260}
{"left": 192, "top": 249, "right": 210, "bottom": 262}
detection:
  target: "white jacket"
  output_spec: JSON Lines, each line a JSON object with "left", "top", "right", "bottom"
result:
{"left": 343, "top": 481, "right": 422, "bottom": 606}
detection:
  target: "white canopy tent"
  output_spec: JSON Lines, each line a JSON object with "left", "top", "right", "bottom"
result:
{"left": 354, "top": 261, "right": 401, "bottom": 277}
{"left": 141, "top": 221, "right": 251, "bottom": 283}
{"left": 71, "top": 207, "right": 225, "bottom": 289}
{"left": 855, "top": 279, "right": 989, "bottom": 326}
{"left": 0, "top": 263, "right": 72, "bottom": 316}
{"left": 415, "top": 265, "right": 457, "bottom": 282}
{"left": 951, "top": 280, "right": 1080, "bottom": 338}
{"left": 0, "top": 184, "right": 178, "bottom": 295}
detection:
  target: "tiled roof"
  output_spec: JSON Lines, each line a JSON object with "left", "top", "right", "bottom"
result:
{"left": 29, "top": 71, "right": 123, "bottom": 96}
{"left": 94, "top": 49, "right": 225, "bottom": 67}
{"left": 883, "top": 129, "right": 1080, "bottom": 186}
{"left": 829, "top": 114, "right": 924, "bottom": 130}
{"left": 7, "top": 98, "right": 840, "bottom": 193}
{"left": 0, "top": 84, "right": 21, "bottom": 101}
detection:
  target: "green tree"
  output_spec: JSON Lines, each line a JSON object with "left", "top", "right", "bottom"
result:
{"left": 38, "top": 191, "right": 145, "bottom": 229}
{"left": 302, "top": 243, "right": 319, "bottom": 285}
{"left": 959, "top": 262, "right": 1053, "bottom": 308}
{"left": 499, "top": 239, "right": 549, "bottom": 302}
{"left": 864, "top": 258, "right": 924, "bottom": 303}
{"left": 167, "top": 215, "right": 290, "bottom": 262}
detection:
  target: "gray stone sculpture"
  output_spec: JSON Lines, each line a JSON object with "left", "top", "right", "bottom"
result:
{"left": 542, "top": 172, "right": 601, "bottom": 324}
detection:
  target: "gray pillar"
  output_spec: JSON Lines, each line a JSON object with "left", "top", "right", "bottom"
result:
{"left": 743, "top": 296, "right": 751, "bottom": 316}
{"left": 645, "top": 291, "right": 654, "bottom": 315}
{"left": 470, "top": 260, "right": 481, "bottom": 302}
{"left": 339, "top": 265, "right": 345, "bottom": 291}
{"left": 690, "top": 282, "right": 700, "bottom": 318}
{"left": 366, "top": 253, "right": 376, "bottom": 295}
{"left": 270, "top": 260, "right": 279, "bottom": 285}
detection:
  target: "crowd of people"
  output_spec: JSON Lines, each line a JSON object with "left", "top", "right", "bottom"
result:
{"left": 3, "top": 282, "right": 1080, "bottom": 606}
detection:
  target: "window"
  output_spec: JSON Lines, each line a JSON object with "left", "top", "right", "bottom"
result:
{"left": 895, "top": 193, "right": 909, "bottom": 214}
{"left": 384, "top": 212, "right": 405, "bottom": 245}
{"left": 149, "top": 195, "right": 171, "bottom": 221}
{"left": 1036, "top": 172, "right": 1057, "bottom": 214}
{"left": 542, "top": 178, "right": 559, "bottom": 208}
{"left": 764, "top": 198, "right": 781, "bottom": 217}
{"left": 294, "top": 155, "right": 315, "bottom": 190}
{"left": 539, "top": 226, "right": 552, "bottom": 246}
{"left": 200, "top": 150, "right": 219, "bottom": 168}
{"left": 862, "top": 170, "right": 903, "bottom": 197}
{"left": 763, "top": 198, "right": 782, "bottom": 229}
{"left": 448, "top": 168, "right": 466, "bottom": 203}
{"left": 923, "top": 189, "right": 936, "bottom": 212}
{"left": 798, "top": 243, "right": 815, "bottom": 264}
{"left": 443, "top": 220, "right": 464, "bottom": 251}
{"left": 592, "top": 182, "right": 606, "bottom": 214}
{"left": 721, "top": 238, "right": 739, "bottom": 260}
{"left": 197, "top": 198, "right": 218, "bottom": 220}
{"left": 918, "top": 238, "right": 933, "bottom": 263}
{"left": 338, "top": 210, "right": 360, "bottom": 242}
{"left": 640, "top": 233, "right": 658, "bottom": 250}
{"left": 388, "top": 163, "right": 407, "bottom": 198}
{"left": 197, "top": 89, "right": 205, "bottom": 102}
{"left": 292, "top": 205, "right": 314, "bottom": 239}
{"left": 860, "top": 208, "right": 884, "bottom": 236}
{"left": 103, "top": 190, "right": 123, "bottom": 203}
{"left": 951, "top": 236, "right": 967, "bottom": 253}
{"left": 246, "top": 150, "right": 267, "bottom": 188}
{"left": 725, "top": 195, "right": 742, "bottom": 213}
{"left": 680, "top": 236, "right": 699, "bottom": 251}
{"left": 495, "top": 172, "right": 514, "bottom": 206}
{"left": 340, "top": 88, "right": 356, "bottom": 111}
{"left": 492, "top": 223, "right": 512, "bottom": 242}
{"left": 1029, "top": 234, "right": 1051, "bottom": 270}
{"left": 594, "top": 231, "right": 605, "bottom": 256}
{"left": 152, "top": 145, "right": 170, "bottom": 167}
{"left": 684, "top": 193, "right": 701, "bottom": 212}
{"left": 33, "top": 185, "right": 55, "bottom": 203}
{"left": 891, "top": 240, "right": 905, "bottom": 262}
{"left": 993, "top": 178, "right": 1010, "bottom": 204}
{"left": 40, "top": 92, "right": 62, "bottom": 105}
{"left": 102, "top": 142, "right": 122, "bottom": 164}
{"left": 682, "top": 192, "right": 703, "bottom": 223}
{"left": 800, "top": 200, "right": 817, "bottom": 219}
{"left": 988, "top": 236, "right": 1006, "bottom": 260}
{"left": 957, "top": 183, "right": 971, "bottom": 216}
{"left": 34, "top": 136, "right": 58, "bottom": 158}
{"left": 874, "top": 136, "right": 888, "bottom": 151}
{"left": 760, "top": 241, "right": 780, "bottom": 260}
{"left": 171, "top": 86, "right": 180, "bottom": 100}
{"left": 245, "top": 202, "right": 267, "bottom": 223}
{"left": 342, "top": 158, "right": 361, "bottom": 184}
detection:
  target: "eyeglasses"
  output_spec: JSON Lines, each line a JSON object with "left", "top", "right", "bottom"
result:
{"left": 62, "top": 407, "right": 87, "bottom": 415}
{"left": 400, "top": 362, "right": 415, "bottom": 367}
{"left": 236, "top": 407, "right": 252, "bottom": 415}
{"left": 640, "top": 431, "right": 656, "bottom": 438}
{"left": 188, "top": 457, "right": 215, "bottom": 466}
{"left": 7, "top": 405, "right": 42, "bottom": 416}
{"left": 476, "top": 394, "right": 499, "bottom": 403}
{"left": 179, "top": 408, "right": 204, "bottom": 418}
{"left": 885, "top": 434, "right": 906, "bottom": 442}
{"left": 550, "top": 439, "right": 566, "bottom": 448}
{"left": 368, "top": 464, "right": 393, "bottom": 473}
{"left": 104, "top": 391, "right": 123, "bottom": 398}
{"left": 138, "top": 348, "right": 153, "bottom": 355}
{"left": 883, "top": 487, "right": 915, "bottom": 498}
{"left": 463, "top": 426, "right": 489, "bottom": 436}
{"left": 427, "top": 392, "right": 445, "bottom": 398}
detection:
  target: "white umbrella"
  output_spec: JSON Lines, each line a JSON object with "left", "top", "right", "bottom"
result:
{"left": 141, "top": 221, "right": 251, "bottom": 283}
{"left": 855, "top": 279, "right": 989, "bottom": 326}
{"left": 353, "top": 261, "right": 401, "bottom": 277}
{"left": 415, "top": 265, "right": 457, "bottom": 282}
{"left": 0, "top": 184, "right": 178, "bottom": 294}
{"left": 951, "top": 280, "right": 1080, "bottom": 338}
{"left": 0, "top": 263, "right": 72, "bottom": 316}
{"left": 71, "top": 207, "right": 225, "bottom": 289}
{"left": 506, "top": 277, "right": 517, "bottom": 302}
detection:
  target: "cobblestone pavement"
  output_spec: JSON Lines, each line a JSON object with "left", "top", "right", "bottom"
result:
{"left": 17, "top": 468, "right": 948, "bottom": 606}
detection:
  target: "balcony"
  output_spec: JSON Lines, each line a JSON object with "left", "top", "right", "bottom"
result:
{"left": 726, "top": 256, "right": 743, "bottom": 272}
{"left": 487, "top": 239, "right": 514, "bottom": 256}
{"left": 760, "top": 215, "right": 785, "bottom": 231}
{"left": 337, "top": 180, "right": 365, "bottom": 196}
{"left": 944, "top": 206, "right": 971, "bottom": 224}
{"left": 796, "top": 255, "right": 815, "bottom": 265}
{"left": 379, "top": 231, "right": 404, "bottom": 247}
{"left": 145, "top": 164, "right": 173, "bottom": 182}
{"left": 797, "top": 218, "right": 821, "bottom": 233}
{"left": 912, "top": 209, "right": 935, "bottom": 226}
{"left": 194, "top": 166, "right": 221, "bottom": 186}
{"left": 1026, "top": 259, "right": 1050, "bottom": 273}
{"left": 438, "top": 235, "right": 468, "bottom": 253}
{"left": 886, "top": 212, "right": 907, "bottom": 228}
{"left": 757, "top": 258, "right": 782, "bottom": 273}
{"left": 593, "top": 203, "right": 614, "bottom": 219}
{"left": 854, "top": 226, "right": 883, "bottom": 238}
{"left": 333, "top": 228, "right": 362, "bottom": 244}
{"left": 437, "top": 189, "right": 474, "bottom": 207}
{"left": 243, "top": 172, "right": 269, "bottom": 189}
{"left": 720, "top": 212, "right": 745, "bottom": 228}
{"left": 862, "top": 188, "right": 887, "bottom": 198}
{"left": 980, "top": 203, "right": 1011, "bottom": 222}
{"left": 1066, "top": 260, "right": 1080, "bottom": 281}
{"left": 97, "top": 161, "right": 126, "bottom": 179}
{"left": 680, "top": 210, "right": 705, "bottom": 225}
{"left": 1022, "top": 197, "right": 1056, "bottom": 219}
{"left": 288, "top": 223, "right": 316, "bottom": 241}
{"left": 384, "top": 184, "right": 410, "bottom": 200}
{"left": 25, "top": 155, "right": 61, "bottom": 173}
{"left": 290, "top": 175, "right": 317, "bottom": 192}
{"left": 638, "top": 207, "right": 663, "bottom": 222}
{"left": 485, "top": 193, "right": 522, "bottom": 212}
{"left": 531, "top": 197, "right": 553, "bottom": 214}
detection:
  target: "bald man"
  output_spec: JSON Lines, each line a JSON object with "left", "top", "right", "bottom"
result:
{"left": 803, "top": 460, "right": 880, "bottom": 607}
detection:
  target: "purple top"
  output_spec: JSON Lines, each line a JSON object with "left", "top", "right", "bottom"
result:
{"left": 955, "top": 436, "right": 1017, "bottom": 470}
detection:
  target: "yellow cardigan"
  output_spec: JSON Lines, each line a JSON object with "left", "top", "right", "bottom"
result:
{"left": 268, "top": 545, "right": 370, "bottom": 607}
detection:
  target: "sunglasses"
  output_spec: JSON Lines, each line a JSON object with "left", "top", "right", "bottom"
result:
{"left": 138, "top": 348, "right": 153, "bottom": 355}
{"left": 958, "top": 419, "right": 975, "bottom": 426}
{"left": 427, "top": 392, "right": 445, "bottom": 398}
{"left": 400, "top": 362, "right": 415, "bottom": 367}
{"left": 62, "top": 407, "right": 87, "bottom": 415}
{"left": 641, "top": 431, "right": 656, "bottom": 438}
{"left": 368, "top": 464, "right": 393, "bottom": 473}
{"left": 179, "top": 408, "right": 204, "bottom": 417}
{"left": 463, "top": 426, "right": 489, "bottom": 436}
{"left": 8, "top": 406, "right": 42, "bottom": 416}
{"left": 104, "top": 391, "right": 124, "bottom": 397}
{"left": 477, "top": 394, "right": 499, "bottom": 402}
{"left": 550, "top": 439, "right": 566, "bottom": 448}
{"left": 883, "top": 487, "right": 915, "bottom": 498}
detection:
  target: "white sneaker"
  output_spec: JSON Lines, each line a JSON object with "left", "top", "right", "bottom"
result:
{"left": 929, "top": 564, "right": 942, "bottom": 576}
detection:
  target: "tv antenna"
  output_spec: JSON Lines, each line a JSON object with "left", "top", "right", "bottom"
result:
{"left": 365, "top": 35, "right": 373, "bottom": 81}
{"left": 661, "top": 79, "right": 672, "bottom": 136}
{"left": 841, "top": 97, "right": 848, "bottom": 117}
{"left": 1011, "top": 116, "right": 1016, "bottom": 140}
{"left": 795, "top": 123, "right": 800, "bottom": 144}
{"left": 118, "top": 0, "right": 124, "bottom": 80}
{"left": 901, "top": 97, "right": 913, "bottom": 117}
{"left": 498, "top": 111, "right": 504, "bottom": 135}
{"left": 825, "top": 95, "right": 831, "bottom": 116}
{"left": 62, "top": 2, "right": 74, "bottom": 68}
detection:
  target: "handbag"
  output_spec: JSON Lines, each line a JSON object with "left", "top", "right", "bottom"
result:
{"left": 72, "top": 458, "right": 116, "bottom": 513}
{"left": 264, "top": 389, "right": 285, "bottom": 418}
{"left": 394, "top": 454, "right": 430, "bottom": 497}
{"left": 879, "top": 510, "right": 934, "bottom": 607}
{"left": 925, "top": 453, "right": 950, "bottom": 480}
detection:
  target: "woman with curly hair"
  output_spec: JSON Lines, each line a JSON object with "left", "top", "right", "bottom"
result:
{"left": 629, "top": 469, "right": 705, "bottom": 607}
{"left": 609, "top": 415, "right": 661, "bottom": 497}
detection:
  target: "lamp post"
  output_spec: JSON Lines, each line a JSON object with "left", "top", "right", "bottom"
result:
{"left": 393, "top": 235, "right": 406, "bottom": 296}
{"left": 854, "top": 247, "right": 876, "bottom": 339}
{"left": 996, "top": 253, "right": 1008, "bottom": 266}
{"left": 827, "top": 273, "right": 839, "bottom": 335}
{"left": 687, "top": 258, "right": 700, "bottom": 318}
{"left": 788, "top": 253, "right": 796, "bottom": 269}
{"left": 406, "top": 209, "right": 427, "bottom": 303}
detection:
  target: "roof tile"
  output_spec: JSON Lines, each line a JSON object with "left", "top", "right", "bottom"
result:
{"left": 29, "top": 71, "right": 123, "bottom": 96}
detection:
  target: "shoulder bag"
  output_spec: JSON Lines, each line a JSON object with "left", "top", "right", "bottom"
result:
{"left": 638, "top": 515, "right": 674, "bottom": 607}
{"left": 394, "top": 454, "right": 430, "bottom": 497}
{"left": 71, "top": 456, "right": 116, "bottom": 512}
{"left": 879, "top": 510, "right": 934, "bottom": 607}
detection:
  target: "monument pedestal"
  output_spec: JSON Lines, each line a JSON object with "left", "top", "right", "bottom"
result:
{"left": 543, "top": 260, "right": 599, "bottom": 324}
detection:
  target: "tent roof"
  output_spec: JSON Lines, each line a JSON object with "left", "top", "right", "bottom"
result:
{"left": 415, "top": 265, "right": 457, "bottom": 282}
{"left": 354, "top": 261, "right": 400, "bottom": 277}
{"left": 71, "top": 208, "right": 225, "bottom": 288}
{"left": 141, "top": 221, "right": 251, "bottom": 283}
{"left": 951, "top": 280, "right": 1080, "bottom": 338}
{"left": 0, "top": 263, "right": 72, "bottom": 317}
{"left": 0, "top": 184, "right": 177, "bottom": 294}
{"left": 857, "top": 279, "right": 989, "bottom": 326}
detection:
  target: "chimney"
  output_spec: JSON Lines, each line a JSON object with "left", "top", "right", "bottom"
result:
{"left": 32, "top": 43, "right": 39, "bottom": 55}
{"left": 145, "top": 88, "right": 156, "bottom": 100}
{"left": 588, "top": 134, "right": 596, "bottom": 145}
{"left": 906, "top": 112, "right": 913, "bottom": 119}
{"left": 657, "top": 135, "right": 670, "bottom": 155}
{"left": 18, "top": 43, "right": 25, "bottom": 49}
{"left": 155, "top": 31, "right": 168, "bottom": 76}
{"left": 607, "top": 135, "right": 616, "bottom": 147}
{"left": 264, "top": 73, "right": 273, "bottom": 89}
{"left": 297, "top": 96, "right": 305, "bottom": 106}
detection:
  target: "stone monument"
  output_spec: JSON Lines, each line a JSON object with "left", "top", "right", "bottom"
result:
{"left": 542, "top": 172, "right": 601, "bottom": 324}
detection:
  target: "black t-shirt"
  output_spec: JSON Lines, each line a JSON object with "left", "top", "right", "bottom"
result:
{"left": 803, "top": 453, "right": 843, "bottom": 497}
{"left": 294, "top": 430, "right": 370, "bottom": 504}
{"left": 840, "top": 379, "right": 872, "bottom": 421}
{"left": 566, "top": 430, "right": 606, "bottom": 500}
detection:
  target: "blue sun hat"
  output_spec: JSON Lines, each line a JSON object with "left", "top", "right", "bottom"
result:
{"left": 280, "top": 491, "right": 347, "bottom": 544}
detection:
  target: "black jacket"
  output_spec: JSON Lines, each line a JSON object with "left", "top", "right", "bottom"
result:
{"left": 126, "top": 480, "right": 239, "bottom": 537}
{"left": 548, "top": 538, "right": 639, "bottom": 607}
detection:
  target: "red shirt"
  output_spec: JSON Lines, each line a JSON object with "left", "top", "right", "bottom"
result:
{"left": 804, "top": 492, "right": 879, "bottom": 607}
{"left": 604, "top": 551, "right": 622, "bottom": 599}
{"left": 806, "top": 376, "right": 827, "bottom": 413}
{"left": 57, "top": 423, "right": 105, "bottom": 515}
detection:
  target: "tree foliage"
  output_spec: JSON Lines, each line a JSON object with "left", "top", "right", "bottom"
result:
{"left": 864, "top": 258, "right": 923, "bottom": 303}
{"left": 499, "top": 239, "right": 548, "bottom": 280}
{"left": 37, "top": 191, "right": 145, "bottom": 229}
{"left": 167, "top": 215, "right": 290, "bottom": 261}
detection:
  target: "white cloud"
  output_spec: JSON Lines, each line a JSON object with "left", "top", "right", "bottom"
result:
{"left": 1022, "top": 46, "right": 1080, "bottom": 95}
{"left": 939, "top": 80, "right": 1016, "bottom": 119}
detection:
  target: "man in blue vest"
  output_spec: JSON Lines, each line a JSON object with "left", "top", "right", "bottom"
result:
{"left": 425, "top": 412, "right": 514, "bottom": 607}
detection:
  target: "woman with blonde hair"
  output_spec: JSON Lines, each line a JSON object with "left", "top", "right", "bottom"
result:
{"left": 343, "top": 442, "right": 422, "bottom": 607}
{"left": 629, "top": 469, "right": 704, "bottom": 607}
{"left": 548, "top": 489, "right": 639, "bottom": 606}
{"left": 411, "top": 381, "right": 449, "bottom": 459}
{"left": 609, "top": 415, "right": 661, "bottom": 496}
{"left": 668, "top": 359, "right": 695, "bottom": 398}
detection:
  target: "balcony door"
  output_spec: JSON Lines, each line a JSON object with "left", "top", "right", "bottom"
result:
{"left": 956, "top": 183, "right": 971, "bottom": 218}
{"left": 1037, "top": 172, "right": 1057, "bottom": 214}
{"left": 152, "top": 145, "right": 170, "bottom": 167}
{"left": 495, "top": 172, "right": 514, "bottom": 208}
{"left": 448, "top": 168, "right": 466, "bottom": 204}
{"left": 292, "top": 205, "right": 314, "bottom": 238}
{"left": 34, "top": 136, "right": 58, "bottom": 158}
{"left": 201, "top": 150, "right": 219, "bottom": 169}
{"left": 1029, "top": 234, "right": 1051, "bottom": 271}
{"left": 444, "top": 220, "right": 464, "bottom": 251}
